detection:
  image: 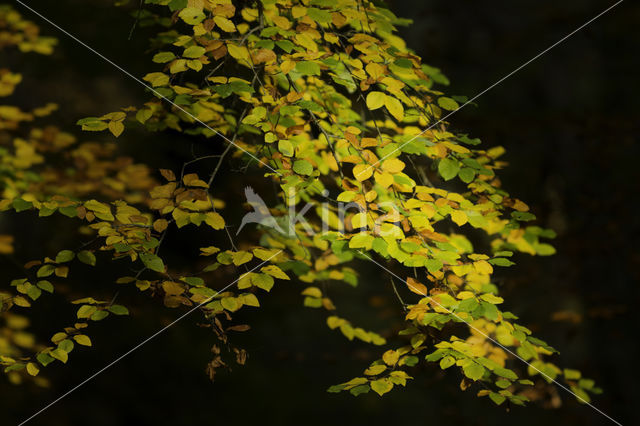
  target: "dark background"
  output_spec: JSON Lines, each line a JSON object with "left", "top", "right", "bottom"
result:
{"left": 1, "top": 0, "right": 638, "bottom": 425}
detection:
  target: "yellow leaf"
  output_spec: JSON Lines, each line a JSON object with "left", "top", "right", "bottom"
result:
{"left": 84, "top": 199, "right": 111, "bottom": 214}
{"left": 172, "top": 208, "right": 190, "bottom": 228}
{"left": 73, "top": 334, "right": 92, "bottom": 346}
{"left": 200, "top": 246, "right": 220, "bottom": 256}
{"left": 150, "top": 183, "right": 176, "bottom": 200}
{"left": 227, "top": 43, "right": 250, "bottom": 66}
{"left": 353, "top": 164, "right": 373, "bottom": 181}
{"left": 406, "top": 277, "right": 427, "bottom": 296}
{"left": 381, "top": 158, "right": 405, "bottom": 174}
{"left": 351, "top": 212, "right": 368, "bottom": 229}
{"left": 365, "top": 63, "right": 385, "bottom": 80}
{"left": 170, "top": 59, "right": 188, "bottom": 74}
{"left": 143, "top": 72, "right": 169, "bottom": 87}
{"left": 512, "top": 199, "right": 529, "bottom": 212}
{"left": 253, "top": 247, "right": 282, "bottom": 261}
{"left": 384, "top": 96, "right": 404, "bottom": 121}
{"left": 242, "top": 293, "right": 260, "bottom": 307}
{"left": 212, "top": 3, "right": 235, "bottom": 18}
{"left": 291, "top": 6, "right": 306, "bottom": 19}
{"left": 26, "top": 362, "right": 39, "bottom": 376}
{"left": 365, "top": 364, "right": 387, "bottom": 375}
{"left": 253, "top": 48, "right": 276, "bottom": 64}
{"left": 162, "top": 281, "right": 185, "bottom": 296}
{"left": 101, "top": 111, "right": 126, "bottom": 121}
{"left": 261, "top": 265, "right": 290, "bottom": 280}
{"left": 301, "top": 286, "right": 322, "bottom": 298}
{"left": 108, "top": 120, "right": 124, "bottom": 137}
{"left": 374, "top": 171, "right": 394, "bottom": 188}
{"left": 221, "top": 297, "right": 239, "bottom": 311}
{"left": 473, "top": 260, "right": 493, "bottom": 275}
{"left": 204, "top": 212, "right": 225, "bottom": 229}
{"left": 451, "top": 210, "right": 468, "bottom": 226}
{"left": 480, "top": 293, "right": 504, "bottom": 304}
{"left": 366, "top": 91, "right": 386, "bottom": 110}
{"left": 153, "top": 219, "right": 169, "bottom": 233}
{"left": 456, "top": 291, "right": 475, "bottom": 300}
{"left": 294, "top": 33, "right": 317, "bottom": 51}
{"left": 231, "top": 250, "right": 253, "bottom": 266}
{"left": 371, "top": 378, "right": 393, "bottom": 395}
{"left": 51, "top": 348, "right": 68, "bottom": 364}
{"left": 382, "top": 350, "right": 399, "bottom": 366}
{"left": 182, "top": 173, "right": 209, "bottom": 188}
{"left": 327, "top": 316, "right": 343, "bottom": 329}
{"left": 364, "top": 190, "right": 378, "bottom": 202}
{"left": 280, "top": 60, "right": 296, "bottom": 74}
{"left": 213, "top": 15, "right": 236, "bottom": 32}
{"left": 272, "top": 15, "right": 292, "bottom": 30}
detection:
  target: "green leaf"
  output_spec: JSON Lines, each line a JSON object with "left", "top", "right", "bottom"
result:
{"left": 349, "top": 384, "right": 370, "bottom": 396}
{"left": 349, "top": 233, "right": 374, "bottom": 250}
{"left": 458, "top": 167, "right": 476, "bottom": 183}
{"left": 489, "top": 257, "right": 515, "bottom": 267}
{"left": 139, "top": 252, "right": 165, "bottom": 273}
{"left": 307, "top": 7, "right": 332, "bottom": 23}
{"left": 437, "top": 96, "right": 459, "bottom": 111}
{"left": 59, "top": 205, "right": 78, "bottom": 217}
{"left": 221, "top": 297, "right": 239, "bottom": 311}
{"left": 489, "top": 392, "right": 506, "bottom": 405}
{"left": 153, "top": 51, "right": 176, "bottom": 63}
{"left": 295, "top": 61, "right": 321, "bottom": 76}
{"left": 425, "top": 258, "right": 443, "bottom": 274}
{"left": 251, "top": 273, "right": 275, "bottom": 291}
{"left": 77, "top": 305, "right": 97, "bottom": 319}
{"left": 77, "top": 250, "right": 96, "bottom": 266}
{"left": 55, "top": 250, "right": 75, "bottom": 263}
{"left": 327, "top": 384, "right": 344, "bottom": 393}
{"left": 168, "top": 0, "right": 187, "bottom": 11}
{"left": 36, "top": 352, "right": 55, "bottom": 367}
{"left": 278, "top": 139, "right": 294, "bottom": 157}
{"left": 438, "top": 158, "right": 460, "bottom": 181}
{"left": 495, "top": 379, "right": 511, "bottom": 389}
{"left": 181, "top": 277, "right": 205, "bottom": 286}
{"left": 183, "top": 46, "right": 206, "bottom": 59}
{"left": 293, "top": 160, "right": 313, "bottom": 176}
{"left": 37, "top": 280, "right": 54, "bottom": 293}
{"left": 563, "top": 369, "right": 581, "bottom": 380}
{"left": 90, "top": 310, "right": 109, "bottom": 321}
{"left": 26, "top": 285, "right": 42, "bottom": 300}
{"left": 463, "top": 362, "right": 485, "bottom": 381}
{"left": 108, "top": 305, "right": 129, "bottom": 315}
{"left": 12, "top": 198, "right": 32, "bottom": 212}
{"left": 36, "top": 264, "right": 55, "bottom": 278}
{"left": 370, "top": 378, "right": 393, "bottom": 396}
{"left": 494, "top": 367, "right": 518, "bottom": 380}
{"left": 276, "top": 40, "right": 295, "bottom": 53}
{"left": 439, "top": 355, "right": 455, "bottom": 369}
{"left": 58, "top": 339, "right": 74, "bottom": 353}
{"left": 571, "top": 386, "right": 591, "bottom": 404}
{"left": 178, "top": 8, "right": 206, "bottom": 25}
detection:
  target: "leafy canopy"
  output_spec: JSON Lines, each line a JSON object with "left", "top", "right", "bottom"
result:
{"left": 0, "top": 1, "right": 600, "bottom": 408}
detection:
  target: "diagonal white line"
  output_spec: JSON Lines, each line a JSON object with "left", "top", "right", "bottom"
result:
{"left": 357, "top": 250, "right": 623, "bottom": 426}
{"left": 18, "top": 250, "right": 282, "bottom": 426}
{"left": 15, "top": 0, "right": 281, "bottom": 176}
{"left": 357, "top": 0, "right": 624, "bottom": 178}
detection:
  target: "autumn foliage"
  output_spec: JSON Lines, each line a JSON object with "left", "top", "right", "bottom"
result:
{"left": 0, "top": 1, "right": 602, "bottom": 408}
